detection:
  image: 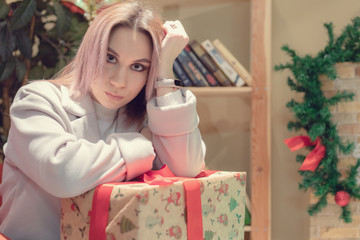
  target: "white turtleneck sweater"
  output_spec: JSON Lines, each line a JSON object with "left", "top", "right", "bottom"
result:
{"left": 93, "top": 100, "right": 119, "bottom": 141}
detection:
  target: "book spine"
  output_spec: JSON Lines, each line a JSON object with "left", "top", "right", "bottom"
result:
{"left": 184, "top": 45, "right": 219, "bottom": 86}
{"left": 176, "top": 50, "right": 208, "bottom": 87}
{"left": 201, "top": 39, "right": 245, "bottom": 87}
{"left": 173, "top": 59, "right": 193, "bottom": 87}
{"left": 213, "top": 39, "right": 252, "bottom": 86}
{"left": 189, "top": 40, "right": 232, "bottom": 86}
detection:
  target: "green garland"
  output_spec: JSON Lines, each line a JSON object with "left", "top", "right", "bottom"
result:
{"left": 275, "top": 17, "right": 360, "bottom": 222}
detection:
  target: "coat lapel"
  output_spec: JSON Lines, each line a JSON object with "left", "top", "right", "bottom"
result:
{"left": 60, "top": 85, "right": 100, "bottom": 142}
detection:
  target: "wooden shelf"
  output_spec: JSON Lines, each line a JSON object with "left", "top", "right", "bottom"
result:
{"left": 187, "top": 86, "right": 252, "bottom": 96}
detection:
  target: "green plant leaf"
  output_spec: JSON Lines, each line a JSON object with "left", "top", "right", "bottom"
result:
{"left": 0, "top": 21, "right": 6, "bottom": 60}
{"left": 9, "top": 0, "right": 36, "bottom": 31}
{"left": 28, "top": 64, "right": 44, "bottom": 80}
{"left": 43, "top": 66, "right": 55, "bottom": 79}
{"left": 0, "top": 57, "right": 15, "bottom": 82}
{"left": 15, "top": 58, "right": 26, "bottom": 82}
{"left": 308, "top": 122, "right": 326, "bottom": 141}
{"left": 37, "top": 41, "right": 58, "bottom": 68}
{"left": 0, "top": 61, "right": 5, "bottom": 80}
{"left": 65, "top": 15, "right": 88, "bottom": 42}
{"left": 0, "top": 0, "right": 10, "bottom": 20}
{"left": 54, "top": 57, "right": 66, "bottom": 74}
{"left": 36, "top": 0, "right": 48, "bottom": 11}
{"left": 0, "top": 22, "right": 15, "bottom": 61}
{"left": 15, "top": 30, "right": 32, "bottom": 58}
{"left": 53, "top": 2, "right": 71, "bottom": 37}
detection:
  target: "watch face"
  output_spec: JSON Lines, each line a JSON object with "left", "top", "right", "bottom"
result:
{"left": 174, "top": 79, "right": 183, "bottom": 87}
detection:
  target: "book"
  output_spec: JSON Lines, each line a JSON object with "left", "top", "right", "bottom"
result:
{"left": 213, "top": 39, "right": 252, "bottom": 86}
{"left": 189, "top": 40, "right": 232, "bottom": 87}
{"left": 184, "top": 45, "right": 219, "bottom": 86}
{"left": 173, "top": 59, "right": 193, "bottom": 87}
{"left": 201, "top": 39, "right": 245, "bottom": 87}
{"left": 176, "top": 50, "right": 209, "bottom": 87}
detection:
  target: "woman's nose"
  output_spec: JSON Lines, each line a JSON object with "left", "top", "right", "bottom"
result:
{"left": 110, "top": 69, "right": 127, "bottom": 88}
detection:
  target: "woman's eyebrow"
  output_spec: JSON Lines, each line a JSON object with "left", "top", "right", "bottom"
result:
{"left": 136, "top": 58, "right": 151, "bottom": 64}
{"left": 108, "top": 47, "right": 119, "bottom": 57}
{"left": 107, "top": 47, "right": 151, "bottom": 64}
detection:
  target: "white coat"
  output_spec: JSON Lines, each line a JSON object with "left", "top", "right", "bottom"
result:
{"left": 0, "top": 81, "right": 205, "bottom": 240}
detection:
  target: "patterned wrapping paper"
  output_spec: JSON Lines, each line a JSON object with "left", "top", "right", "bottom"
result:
{"left": 61, "top": 170, "right": 246, "bottom": 240}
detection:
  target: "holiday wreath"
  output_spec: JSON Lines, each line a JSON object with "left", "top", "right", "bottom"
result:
{"left": 275, "top": 17, "right": 360, "bottom": 222}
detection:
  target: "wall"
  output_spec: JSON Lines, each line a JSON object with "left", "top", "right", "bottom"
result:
{"left": 272, "top": 1, "right": 360, "bottom": 240}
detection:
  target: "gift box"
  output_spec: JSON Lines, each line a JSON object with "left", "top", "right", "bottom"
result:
{"left": 61, "top": 167, "right": 246, "bottom": 240}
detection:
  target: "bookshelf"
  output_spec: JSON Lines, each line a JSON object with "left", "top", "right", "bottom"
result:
{"left": 151, "top": 0, "right": 271, "bottom": 240}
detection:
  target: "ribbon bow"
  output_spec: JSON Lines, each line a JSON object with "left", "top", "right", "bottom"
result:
{"left": 284, "top": 135, "right": 326, "bottom": 172}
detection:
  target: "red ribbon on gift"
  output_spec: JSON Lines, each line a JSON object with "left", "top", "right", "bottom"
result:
{"left": 88, "top": 166, "right": 217, "bottom": 240}
{"left": 284, "top": 135, "right": 326, "bottom": 172}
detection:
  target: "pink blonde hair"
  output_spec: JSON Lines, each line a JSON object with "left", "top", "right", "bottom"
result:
{"left": 52, "top": 1, "right": 164, "bottom": 124}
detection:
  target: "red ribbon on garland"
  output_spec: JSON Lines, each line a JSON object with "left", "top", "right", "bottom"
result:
{"left": 89, "top": 166, "right": 217, "bottom": 240}
{"left": 61, "top": 1, "right": 85, "bottom": 15}
{"left": 284, "top": 135, "right": 326, "bottom": 172}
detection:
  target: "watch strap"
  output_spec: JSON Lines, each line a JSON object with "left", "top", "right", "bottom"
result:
{"left": 155, "top": 78, "right": 183, "bottom": 88}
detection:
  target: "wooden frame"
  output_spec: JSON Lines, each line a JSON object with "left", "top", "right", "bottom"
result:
{"left": 250, "top": 0, "right": 271, "bottom": 239}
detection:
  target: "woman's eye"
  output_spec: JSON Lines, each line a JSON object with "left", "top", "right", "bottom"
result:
{"left": 131, "top": 63, "right": 146, "bottom": 72}
{"left": 106, "top": 54, "right": 117, "bottom": 63}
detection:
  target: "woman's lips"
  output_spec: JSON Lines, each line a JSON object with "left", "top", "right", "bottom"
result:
{"left": 105, "top": 92, "right": 124, "bottom": 101}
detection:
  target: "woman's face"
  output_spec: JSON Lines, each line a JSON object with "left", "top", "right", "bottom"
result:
{"left": 90, "top": 26, "right": 152, "bottom": 109}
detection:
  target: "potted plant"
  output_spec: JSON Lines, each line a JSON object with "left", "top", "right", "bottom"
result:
{"left": 0, "top": 0, "right": 88, "bottom": 160}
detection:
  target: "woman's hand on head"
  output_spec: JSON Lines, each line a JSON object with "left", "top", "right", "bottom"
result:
{"left": 159, "top": 20, "right": 189, "bottom": 78}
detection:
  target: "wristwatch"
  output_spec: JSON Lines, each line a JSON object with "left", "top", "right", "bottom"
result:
{"left": 155, "top": 78, "right": 183, "bottom": 88}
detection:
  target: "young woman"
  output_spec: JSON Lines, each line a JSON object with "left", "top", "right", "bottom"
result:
{"left": 0, "top": 2, "right": 206, "bottom": 239}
